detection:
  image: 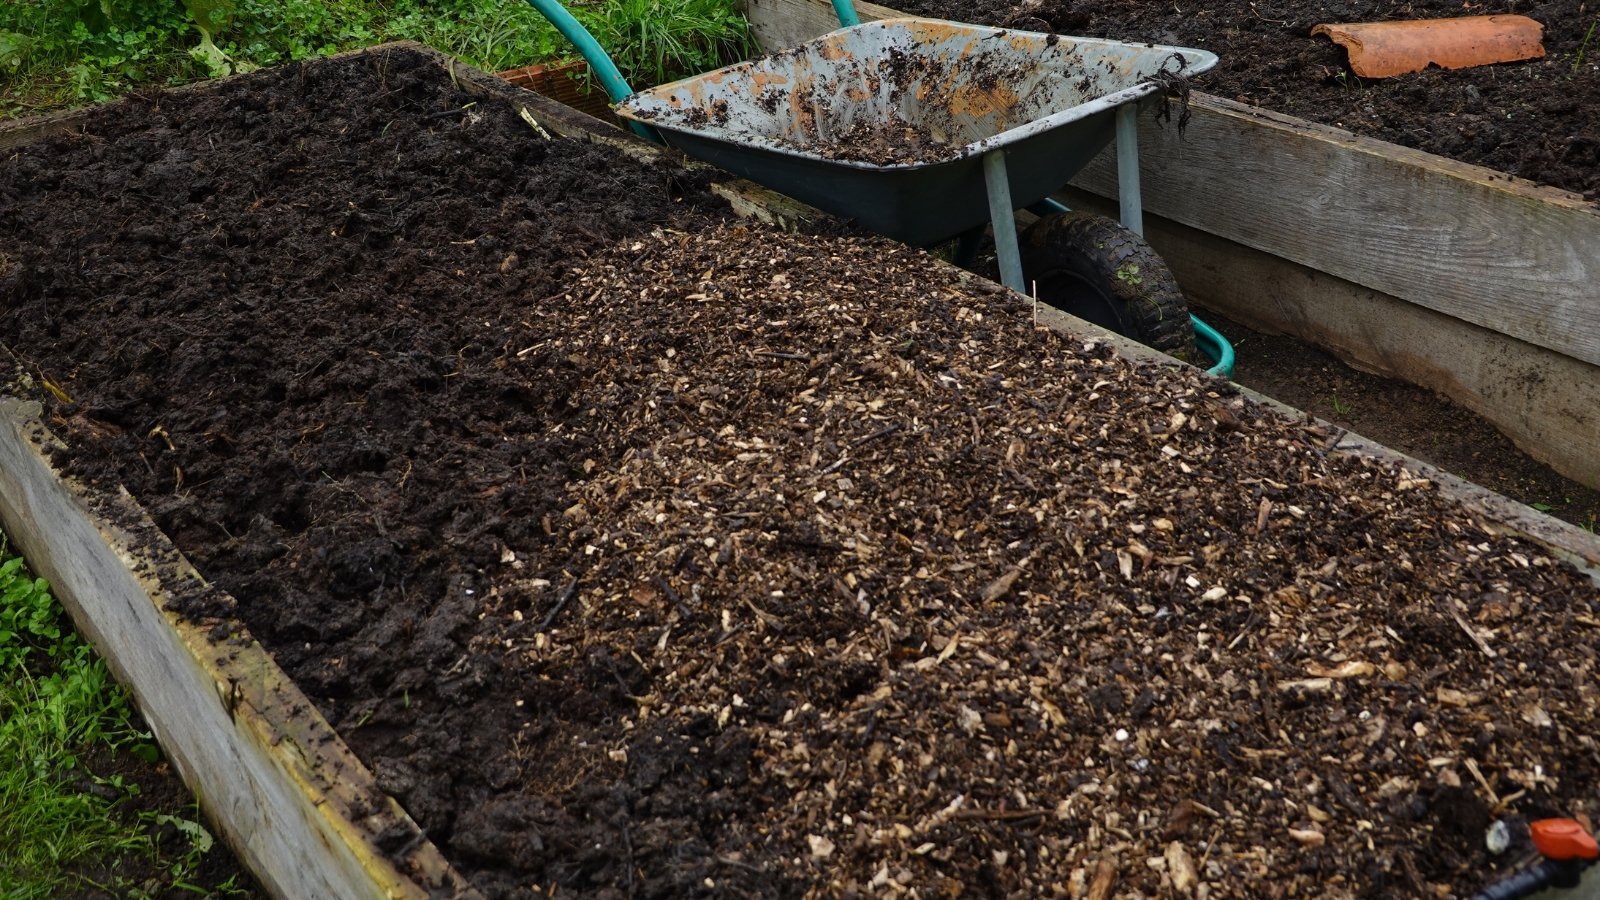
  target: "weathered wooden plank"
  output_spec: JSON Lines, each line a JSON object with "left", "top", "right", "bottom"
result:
{"left": 0, "top": 400, "right": 478, "bottom": 899}
{"left": 1055, "top": 186, "right": 1600, "bottom": 488}
{"left": 740, "top": 0, "right": 1600, "bottom": 370}
{"left": 1070, "top": 96, "right": 1600, "bottom": 368}
{"left": 0, "top": 106, "right": 86, "bottom": 150}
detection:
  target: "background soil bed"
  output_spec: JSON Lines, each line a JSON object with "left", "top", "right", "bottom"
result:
{"left": 892, "top": 0, "right": 1600, "bottom": 199}
{"left": 4, "top": 48, "right": 1599, "bottom": 899}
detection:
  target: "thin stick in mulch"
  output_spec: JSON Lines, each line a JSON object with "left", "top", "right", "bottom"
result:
{"left": 853, "top": 423, "right": 903, "bottom": 445}
{"left": 655, "top": 575, "right": 694, "bottom": 619}
{"left": 536, "top": 576, "right": 581, "bottom": 631}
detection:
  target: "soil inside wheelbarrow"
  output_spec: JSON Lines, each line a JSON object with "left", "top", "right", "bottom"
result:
{"left": 893, "top": 0, "right": 1600, "bottom": 199}
{"left": 4, "top": 47, "right": 1600, "bottom": 900}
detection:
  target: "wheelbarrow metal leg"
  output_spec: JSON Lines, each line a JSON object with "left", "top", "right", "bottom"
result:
{"left": 1115, "top": 104, "right": 1144, "bottom": 237}
{"left": 982, "top": 149, "right": 1026, "bottom": 294}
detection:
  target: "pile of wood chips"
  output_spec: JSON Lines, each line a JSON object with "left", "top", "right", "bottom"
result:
{"left": 494, "top": 223, "right": 1600, "bottom": 897}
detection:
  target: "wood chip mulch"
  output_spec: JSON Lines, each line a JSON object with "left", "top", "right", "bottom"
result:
{"left": 481, "top": 223, "right": 1600, "bottom": 898}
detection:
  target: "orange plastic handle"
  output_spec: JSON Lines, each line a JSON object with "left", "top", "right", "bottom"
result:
{"left": 1531, "top": 819, "right": 1599, "bottom": 862}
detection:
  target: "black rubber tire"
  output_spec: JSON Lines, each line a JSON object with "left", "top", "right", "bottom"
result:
{"left": 1019, "top": 211, "right": 1197, "bottom": 361}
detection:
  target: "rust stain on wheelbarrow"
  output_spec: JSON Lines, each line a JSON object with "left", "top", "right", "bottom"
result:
{"left": 1312, "top": 15, "right": 1545, "bottom": 78}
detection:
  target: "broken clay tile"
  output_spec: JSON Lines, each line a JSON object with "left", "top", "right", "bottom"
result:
{"left": 1312, "top": 15, "right": 1545, "bottom": 79}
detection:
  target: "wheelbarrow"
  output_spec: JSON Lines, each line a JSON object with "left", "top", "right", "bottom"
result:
{"left": 523, "top": 1, "right": 1232, "bottom": 372}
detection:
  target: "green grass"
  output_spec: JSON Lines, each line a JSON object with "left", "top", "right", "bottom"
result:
{"left": 585, "top": 0, "right": 757, "bottom": 88}
{"left": 0, "top": 0, "right": 757, "bottom": 116}
{"left": 1329, "top": 391, "right": 1352, "bottom": 418}
{"left": 0, "top": 536, "right": 242, "bottom": 898}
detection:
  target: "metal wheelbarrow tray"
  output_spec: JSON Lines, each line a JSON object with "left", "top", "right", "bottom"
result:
{"left": 616, "top": 18, "right": 1217, "bottom": 247}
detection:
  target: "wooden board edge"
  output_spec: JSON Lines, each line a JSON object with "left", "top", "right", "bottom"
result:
{"left": 0, "top": 105, "right": 88, "bottom": 151}
{"left": 0, "top": 399, "right": 479, "bottom": 898}
{"left": 1188, "top": 93, "right": 1595, "bottom": 211}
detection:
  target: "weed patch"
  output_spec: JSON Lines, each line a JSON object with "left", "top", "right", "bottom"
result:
{"left": 0, "top": 537, "right": 246, "bottom": 897}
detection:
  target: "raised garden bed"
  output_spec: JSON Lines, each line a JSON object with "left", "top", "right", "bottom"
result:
{"left": 4, "top": 41, "right": 1600, "bottom": 900}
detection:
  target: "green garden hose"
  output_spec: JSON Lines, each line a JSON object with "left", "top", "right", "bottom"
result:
{"left": 521, "top": 0, "right": 658, "bottom": 141}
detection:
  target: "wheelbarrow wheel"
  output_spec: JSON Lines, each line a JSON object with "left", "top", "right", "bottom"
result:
{"left": 1020, "top": 212, "right": 1197, "bottom": 361}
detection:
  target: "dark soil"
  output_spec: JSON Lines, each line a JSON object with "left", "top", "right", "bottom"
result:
{"left": 632, "top": 32, "right": 1045, "bottom": 166}
{"left": 895, "top": 0, "right": 1600, "bottom": 199}
{"left": 791, "top": 115, "right": 958, "bottom": 164}
{"left": 5, "top": 47, "right": 1600, "bottom": 900}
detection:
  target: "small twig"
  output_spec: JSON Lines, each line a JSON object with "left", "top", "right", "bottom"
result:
{"left": 743, "top": 597, "right": 783, "bottom": 631}
{"left": 1495, "top": 788, "right": 1528, "bottom": 814}
{"left": 1465, "top": 758, "right": 1502, "bottom": 807}
{"left": 852, "top": 423, "right": 903, "bottom": 446}
{"left": 1253, "top": 496, "right": 1273, "bottom": 534}
{"left": 655, "top": 575, "right": 693, "bottom": 619}
{"left": 422, "top": 102, "right": 477, "bottom": 120}
{"left": 623, "top": 823, "right": 636, "bottom": 899}
{"left": 951, "top": 807, "right": 1049, "bottom": 823}
{"left": 1195, "top": 825, "right": 1223, "bottom": 880}
{"left": 536, "top": 577, "right": 580, "bottom": 630}
{"left": 1226, "top": 610, "right": 1260, "bottom": 651}
{"left": 754, "top": 350, "right": 809, "bottom": 361}
{"left": 518, "top": 106, "right": 553, "bottom": 140}
{"left": 1248, "top": 2, "right": 1288, "bottom": 25}
{"left": 1447, "top": 605, "right": 1497, "bottom": 658}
